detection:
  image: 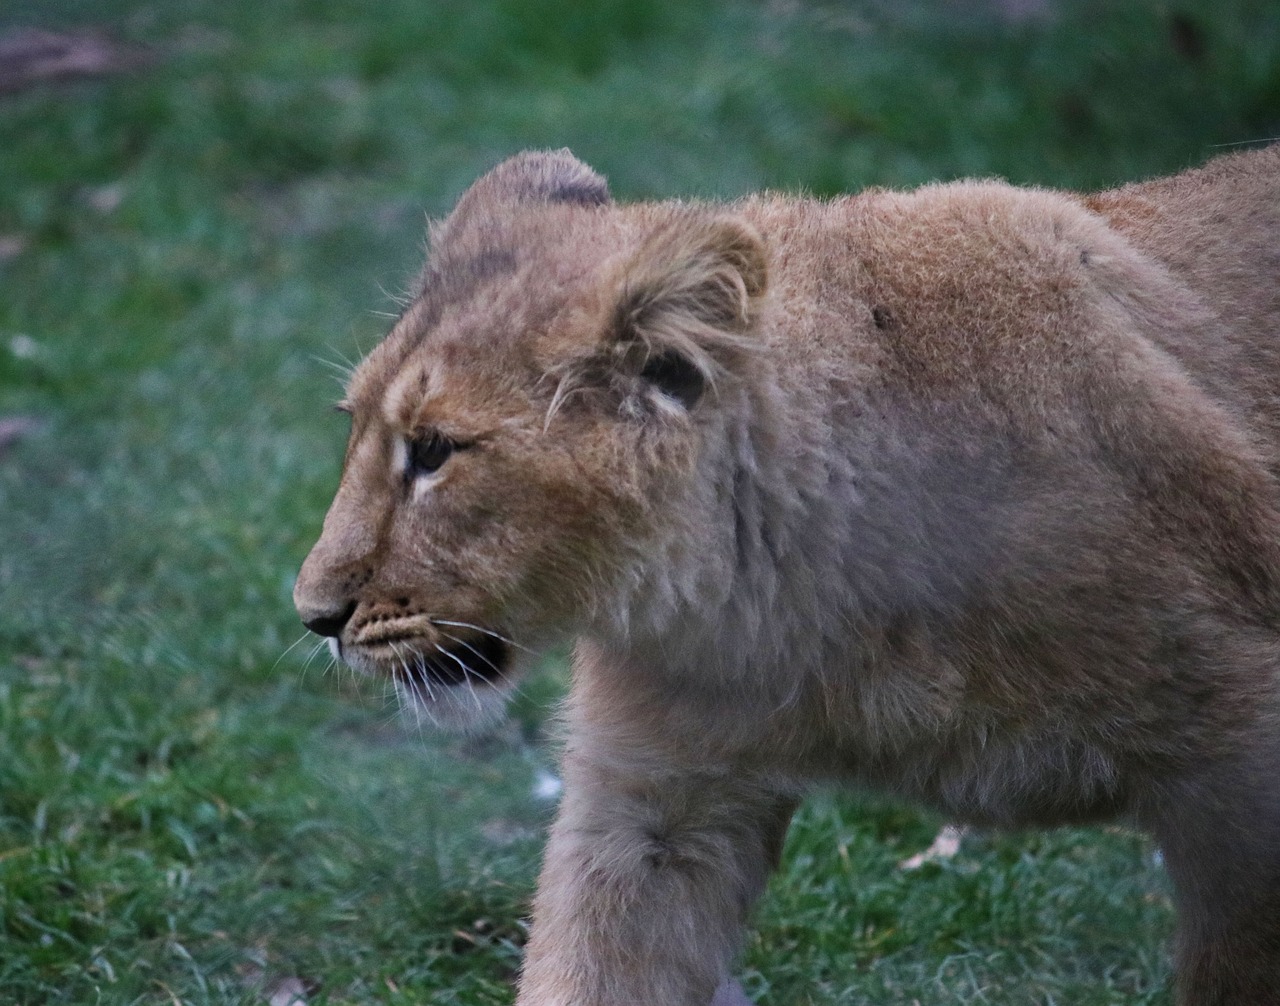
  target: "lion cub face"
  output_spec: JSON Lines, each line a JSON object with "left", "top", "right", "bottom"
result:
{"left": 294, "top": 151, "right": 766, "bottom": 729}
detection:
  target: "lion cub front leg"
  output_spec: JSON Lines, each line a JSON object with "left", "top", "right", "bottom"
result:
{"left": 516, "top": 748, "right": 795, "bottom": 1006}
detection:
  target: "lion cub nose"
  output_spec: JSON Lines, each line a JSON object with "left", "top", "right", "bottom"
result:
{"left": 301, "top": 601, "right": 356, "bottom": 639}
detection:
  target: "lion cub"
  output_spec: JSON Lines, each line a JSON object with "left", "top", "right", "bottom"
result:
{"left": 295, "top": 146, "right": 1280, "bottom": 1004}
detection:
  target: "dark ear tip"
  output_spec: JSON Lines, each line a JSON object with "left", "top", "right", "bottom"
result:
{"left": 484, "top": 149, "right": 611, "bottom": 208}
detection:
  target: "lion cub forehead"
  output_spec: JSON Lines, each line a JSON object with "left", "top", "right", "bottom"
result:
{"left": 372, "top": 341, "right": 546, "bottom": 438}
{"left": 342, "top": 204, "right": 654, "bottom": 426}
{"left": 380, "top": 361, "right": 433, "bottom": 429}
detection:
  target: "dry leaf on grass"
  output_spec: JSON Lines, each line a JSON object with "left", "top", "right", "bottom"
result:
{"left": 898, "top": 824, "right": 965, "bottom": 870}
{"left": 266, "top": 977, "right": 308, "bottom": 1006}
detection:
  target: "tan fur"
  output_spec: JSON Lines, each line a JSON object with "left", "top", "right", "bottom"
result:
{"left": 295, "top": 146, "right": 1280, "bottom": 1004}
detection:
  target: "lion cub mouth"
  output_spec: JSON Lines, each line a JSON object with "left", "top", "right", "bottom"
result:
{"left": 380, "top": 629, "right": 510, "bottom": 690}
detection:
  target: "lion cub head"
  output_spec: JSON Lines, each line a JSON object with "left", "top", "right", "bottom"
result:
{"left": 294, "top": 150, "right": 767, "bottom": 729}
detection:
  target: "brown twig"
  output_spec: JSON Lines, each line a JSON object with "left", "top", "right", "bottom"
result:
{"left": 0, "top": 28, "right": 152, "bottom": 95}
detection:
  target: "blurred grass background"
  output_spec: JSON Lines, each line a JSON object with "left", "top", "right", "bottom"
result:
{"left": 1, "top": 0, "right": 1277, "bottom": 1003}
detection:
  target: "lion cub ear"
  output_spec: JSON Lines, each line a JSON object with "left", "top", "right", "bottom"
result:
{"left": 444, "top": 149, "right": 610, "bottom": 236}
{"left": 474, "top": 148, "right": 611, "bottom": 208}
{"left": 432, "top": 150, "right": 610, "bottom": 250}
{"left": 614, "top": 213, "right": 768, "bottom": 408}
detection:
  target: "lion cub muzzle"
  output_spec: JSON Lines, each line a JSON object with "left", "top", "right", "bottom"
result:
{"left": 308, "top": 597, "right": 513, "bottom": 690}
{"left": 374, "top": 621, "right": 510, "bottom": 690}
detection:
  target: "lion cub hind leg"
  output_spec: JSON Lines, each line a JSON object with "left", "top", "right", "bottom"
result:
{"left": 1151, "top": 752, "right": 1280, "bottom": 1004}
{"left": 1168, "top": 860, "right": 1280, "bottom": 1005}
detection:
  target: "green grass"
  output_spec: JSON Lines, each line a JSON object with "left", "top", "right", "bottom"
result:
{"left": 1, "top": 0, "right": 1277, "bottom": 1002}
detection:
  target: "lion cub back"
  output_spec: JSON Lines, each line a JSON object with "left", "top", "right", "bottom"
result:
{"left": 1086, "top": 145, "right": 1280, "bottom": 453}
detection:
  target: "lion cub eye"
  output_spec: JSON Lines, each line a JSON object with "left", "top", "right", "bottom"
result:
{"left": 406, "top": 433, "right": 455, "bottom": 479}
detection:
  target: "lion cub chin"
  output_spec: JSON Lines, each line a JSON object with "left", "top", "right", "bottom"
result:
{"left": 295, "top": 145, "right": 1280, "bottom": 1004}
